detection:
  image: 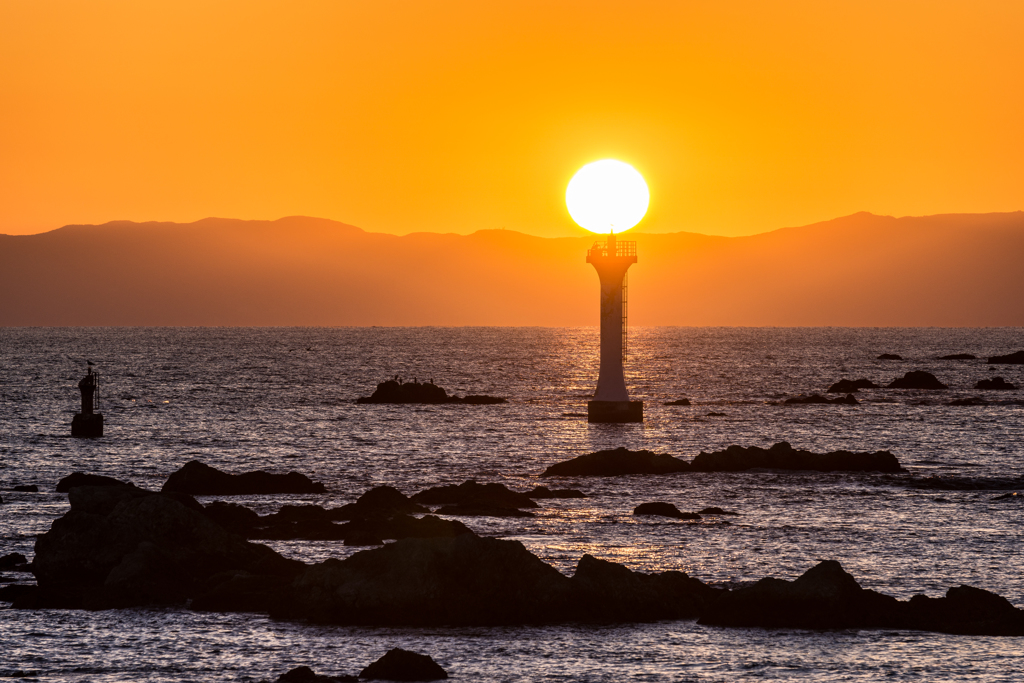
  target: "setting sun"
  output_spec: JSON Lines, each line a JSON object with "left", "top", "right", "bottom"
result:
{"left": 565, "top": 160, "right": 650, "bottom": 234}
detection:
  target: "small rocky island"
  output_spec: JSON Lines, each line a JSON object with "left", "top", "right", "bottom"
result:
{"left": 356, "top": 379, "right": 506, "bottom": 405}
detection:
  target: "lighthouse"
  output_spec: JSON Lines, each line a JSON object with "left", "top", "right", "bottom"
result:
{"left": 586, "top": 232, "right": 643, "bottom": 422}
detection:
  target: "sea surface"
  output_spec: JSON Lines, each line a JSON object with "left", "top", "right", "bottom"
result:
{"left": 2, "top": 327, "right": 1023, "bottom": 682}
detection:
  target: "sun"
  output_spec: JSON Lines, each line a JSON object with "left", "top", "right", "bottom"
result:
{"left": 565, "top": 159, "right": 649, "bottom": 234}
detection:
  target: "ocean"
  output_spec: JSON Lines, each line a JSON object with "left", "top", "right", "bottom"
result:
{"left": 2, "top": 326, "right": 1023, "bottom": 681}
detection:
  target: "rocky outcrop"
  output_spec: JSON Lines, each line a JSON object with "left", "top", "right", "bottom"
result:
{"left": 356, "top": 380, "right": 505, "bottom": 405}
{"left": 698, "top": 560, "right": 1024, "bottom": 635}
{"left": 975, "top": 377, "right": 1016, "bottom": 390}
{"left": 55, "top": 472, "right": 129, "bottom": 492}
{"left": 0, "top": 552, "right": 29, "bottom": 571}
{"left": 541, "top": 447, "right": 690, "bottom": 477}
{"left": 633, "top": 502, "right": 700, "bottom": 520}
{"left": 275, "top": 534, "right": 715, "bottom": 626}
{"left": 9, "top": 484, "right": 38, "bottom": 492}
{"left": 27, "top": 484, "right": 304, "bottom": 610}
{"left": 265, "top": 666, "right": 357, "bottom": 683}
{"left": 938, "top": 353, "right": 976, "bottom": 360}
{"left": 360, "top": 649, "right": 448, "bottom": 681}
{"left": 827, "top": 378, "right": 878, "bottom": 393}
{"left": 886, "top": 371, "right": 948, "bottom": 390}
{"left": 525, "top": 486, "right": 586, "bottom": 499}
{"left": 434, "top": 504, "right": 535, "bottom": 518}
{"left": 783, "top": 394, "right": 858, "bottom": 405}
{"left": 334, "top": 486, "right": 427, "bottom": 519}
{"left": 987, "top": 351, "right": 1024, "bottom": 364}
{"left": 162, "top": 461, "right": 326, "bottom": 496}
{"left": 878, "top": 353, "right": 903, "bottom": 360}
{"left": 698, "top": 507, "right": 739, "bottom": 516}
{"left": 664, "top": 398, "right": 691, "bottom": 406}
{"left": 690, "top": 442, "right": 904, "bottom": 473}
{"left": 412, "top": 481, "right": 537, "bottom": 509}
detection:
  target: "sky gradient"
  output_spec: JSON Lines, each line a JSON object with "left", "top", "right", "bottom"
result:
{"left": 2, "top": 1, "right": 1022, "bottom": 238}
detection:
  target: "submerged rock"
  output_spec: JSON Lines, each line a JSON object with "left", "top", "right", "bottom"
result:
{"left": 878, "top": 353, "right": 903, "bottom": 360}
{"left": 269, "top": 666, "right": 357, "bottom": 683}
{"left": 633, "top": 502, "right": 700, "bottom": 520}
{"left": 664, "top": 398, "right": 691, "bottom": 406}
{"left": 11, "top": 485, "right": 38, "bottom": 492}
{"left": 55, "top": 472, "right": 130, "bottom": 493}
{"left": 162, "top": 460, "right": 326, "bottom": 496}
{"left": 827, "top": 378, "right": 878, "bottom": 393}
{"left": 412, "top": 481, "right": 537, "bottom": 509}
{"left": 975, "top": 377, "right": 1016, "bottom": 390}
{"left": 886, "top": 371, "right": 948, "bottom": 390}
{"left": 360, "top": 648, "right": 448, "bottom": 681}
{"left": 525, "top": 486, "right": 586, "bottom": 499}
{"left": 434, "top": 504, "right": 535, "bottom": 518}
{"left": 783, "top": 393, "right": 858, "bottom": 405}
{"left": 690, "top": 442, "right": 904, "bottom": 473}
{"left": 541, "top": 447, "right": 690, "bottom": 477}
{"left": 938, "top": 353, "right": 977, "bottom": 360}
{"left": 950, "top": 397, "right": 987, "bottom": 406}
{"left": 987, "top": 350, "right": 1024, "bottom": 364}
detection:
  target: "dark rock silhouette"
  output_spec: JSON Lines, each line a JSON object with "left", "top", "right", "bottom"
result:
{"left": 10, "top": 485, "right": 38, "bottom": 492}
{"left": 633, "top": 502, "right": 700, "bottom": 520}
{"left": 878, "top": 353, "right": 903, "bottom": 360}
{"left": 699, "top": 560, "right": 1024, "bottom": 635}
{"left": 162, "top": 460, "right": 326, "bottom": 495}
{"left": 356, "top": 379, "right": 505, "bottom": 405}
{"left": 0, "top": 584, "right": 37, "bottom": 604}
{"left": 360, "top": 648, "right": 448, "bottom": 681}
{"left": 886, "top": 371, "right": 948, "bottom": 390}
{"left": 0, "top": 553, "right": 29, "bottom": 570}
{"left": 783, "top": 393, "right": 858, "bottom": 405}
{"left": 664, "top": 398, "right": 691, "bottom": 406}
{"left": 698, "top": 507, "right": 739, "bottom": 516}
{"left": 992, "top": 492, "right": 1020, "bottom": 501}
{"left": 239, "top": 503, "right": 472, "bottom": 543}
{"left": 950, "top": 397, "right": 987, "bottom": 406}
{"left": 203, "top": 501, "right": 262, "bottom": 536}
{"left": 55, "top": 472, "right": 129, "bottom": 492}
{"left": 541, "top": 447, "right": 690, "bottom": 477}
{"left": 525, "top": 486, "right": 586, "bottom": 499}
{"left": 434, "top": 504, "right": 535, "bottom": 518}
{"left": 987, "top": 350, "right": 1024, "bottom": 364}
{"left": 691, "top": 442, "right": 904, "bottom": 473}
{"left": 827, "top": 378, "right": 878, "bottom": 393}
{"left": 412, "top": 481, "right": 537, "bottom": 509}
{"left": 938, "top": 353, "right": 977, "bottom": 360}
{"left": 267, "top": 665, "right": 357, "bottom": 683}
{"left": 333, "top": 486, "right": 427, "bottom": 520}
{"left": 28, "top": 484, "right": 304, "bottom": 609}
{"left": 975, "top": 376, "right": 1016, "bottom": 390}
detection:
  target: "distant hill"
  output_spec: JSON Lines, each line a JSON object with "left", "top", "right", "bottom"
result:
{"left": 1, "top": 212, "right": 1022, "bottom": 326}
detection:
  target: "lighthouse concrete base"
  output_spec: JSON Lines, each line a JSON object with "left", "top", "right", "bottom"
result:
{"left": 71, "top": 413, "right": 104, "bottom": 438}
{"left": 587, "top": 401, "right": 644, "bottom": 423}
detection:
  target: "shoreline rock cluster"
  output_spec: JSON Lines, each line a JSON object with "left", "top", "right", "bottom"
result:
{"left": 356, "top": 379, "right": 505, "bottom": 405}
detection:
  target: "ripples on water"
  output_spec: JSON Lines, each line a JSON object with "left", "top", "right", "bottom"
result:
{"left": 1, "top": 327, "right": 1023, "bottom": 681}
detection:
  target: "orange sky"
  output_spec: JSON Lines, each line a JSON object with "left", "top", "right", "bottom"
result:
{"left": 2, "top": 0, "right": 1022, "bottom": 238}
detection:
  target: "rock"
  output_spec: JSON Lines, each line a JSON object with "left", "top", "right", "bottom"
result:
{"left": 633, "top": 502, "right": 700, "bottom": 520}
{"left": 0, "top": 553, "right": 29, "bottom": 570}
{"left": 434, "top": 503, "right": 535, "bottom": 517}
{"left": 191, "top": 571, "right": 295, "bottom": 614}
{"left": 541, "top": 447, "right": 690, "bottom": 477}
{"left": 886, "top": 371, "right": 948, "bottom": 390}
{"left": 992, "top": 492, "right": 1020, "bottom": 501}
{"left": 699, "top": 560, "right": 905, "bottom": 629}
{"left": 690, "top": 442, "right": 904, "bottom": 473}
{"left": 938, "top": 354, "right": 977, "bottom": 360}
{"left": 360, "top": 648, "right": 448, "bottom": 681}
{"left": 344, "top": 531, "right": 385, "bottom": 546}
{"left": 356, "top": 380, "right": 505, "bottom": 405}
{"left": 706, "top": 411, "right": 727, "bottom": 417}
{"left": 975, "top": 377, "right": 1016, "bottom": 390}
{"left": 906, "top": 585, "right": 1024, "bottom": 635}
{"left": 0, "top": 494, "right": 3, "bottom": 504}
{"left": 30, "top": 488, "right": 305, "bottom": 609}
{"left": 11, "top": 485, "right": 38, "bottom": 492}
{"left": 664, "top": 398, "right": 691, "bottom": 406}
{"left": 203, "top": 501, "right": 262, "bottom": 535}
{"left": 525, "top": 486, "right": 586, "bottom": 499}
{"left": 783, "top": 394, "right": 858, "bottom": 405}
{"left": 988, "top": 351, "right": 1024, "bottom": 364}
{"left": 950, "top": 397, "right": 987, "bottom": 406}
{"left": 878, "top": 353, "right": 903, "bottom": 360}
{"left": 698, "top": 507, "right": 739, "bottom": 516}
{"left": 336, "top": 514, "right": 474, "bottom": 543}
{"left": 162, "top": 460, "right": 327, "bottom": 495}
{"left": 270, "top": 666, "right": 357, "bottom": 683}
{"left": 0, "top": 584, "right": 37, "bottom": 604}
{"left": 571, "top": 554, "right": 716, "bottom": 622}
{"left": 277, "top": 534, "right": 579, "bottom": 625}
{"left": 827, "top": 378, "right": 878, "bottom": 393}
{"left": 412, "top": 481, "right": 537, "bottom": 509}
{"left": 332, "top": 486, "right": 427, "bottom": 520}
{"left": 55, "top": 472, "right": 129, "bottom": 493}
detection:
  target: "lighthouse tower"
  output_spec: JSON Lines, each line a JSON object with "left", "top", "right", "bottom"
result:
{"left": 586, "top": 232, "right": 643, "bottom": 423}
